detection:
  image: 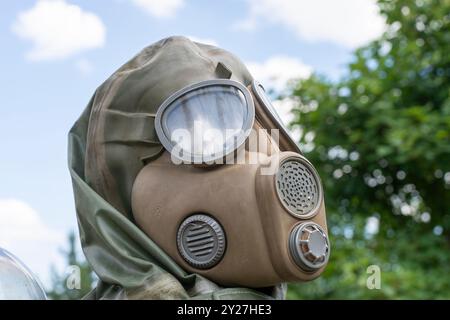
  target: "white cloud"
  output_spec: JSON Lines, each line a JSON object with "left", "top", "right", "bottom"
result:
{"left": 235, "top": 0, "right": 385, "bottom": 48}
{"left": 247, "top": 56, "right": 311, "bottom": 141}
{"left": 247, "top": 55, "right": 312, "bottom": 92}
{"left": 12, "top": 0, "right": 106, "bottom": 61}
{"left": 232, "top": 17, "right": 257, "bottom": 32}
{"left": 272, "top": 97, "right": 299, "bottom": 127}
{"left": 0, "top": 199, "right": 65, "bottom": 288}
{"left": 245, "top": 56, "right": 308, "bottom": 144}
{"left": 187, "top": 36, "right": 218, "bottom": 46}
{"left": 132, "top": 0, "right": 184, "bottom": 18}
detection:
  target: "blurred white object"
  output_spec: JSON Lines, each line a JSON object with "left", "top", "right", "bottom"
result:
{"left": 0, "top": 247, "right": 46, "bottom": 300}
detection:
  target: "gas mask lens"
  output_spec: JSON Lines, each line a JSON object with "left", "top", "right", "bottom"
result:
{"left": 251, "top": 81, "right": 301, "bottom": 154}
{"left": 155, "top": 79, "right": 255, "bottom": 163}
{"left": 253, "top": 82, "right": 284, "bottom": 124}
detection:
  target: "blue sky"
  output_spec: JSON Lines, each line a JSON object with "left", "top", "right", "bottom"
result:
{"left": 0, "top": 0, "right": 384, "bottom": 287}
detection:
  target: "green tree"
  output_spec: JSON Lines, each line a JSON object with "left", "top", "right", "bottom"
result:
{"left": 46, "top": 231, "right": 96, "bottom": 300}
{"left": 288, "top": 0, "right": 450, "bottom": 299}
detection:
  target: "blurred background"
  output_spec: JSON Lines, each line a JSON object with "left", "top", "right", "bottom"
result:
{"left": 0, "top": 0, "right": 449, "bottom": 299}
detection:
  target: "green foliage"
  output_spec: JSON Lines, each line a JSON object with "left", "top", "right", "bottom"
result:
{"left": 288, "top": 0, "right": 450, "bottom": 299}
{"left": 46, "top": 231, "right": 96, "bottom": 300}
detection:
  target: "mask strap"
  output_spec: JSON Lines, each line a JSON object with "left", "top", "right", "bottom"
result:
{"left": 215, "top": 62, "right": 232, "bottom": 79}
{"left": 102, "top": 109, "right": 160, "bottom": 145}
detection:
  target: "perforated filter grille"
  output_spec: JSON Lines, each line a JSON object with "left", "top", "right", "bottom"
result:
{"left": 177, "top": 214, "right": 226, "bottom": 269}
{"left": 276, "top": 158, "right": 321, "bottom": 218}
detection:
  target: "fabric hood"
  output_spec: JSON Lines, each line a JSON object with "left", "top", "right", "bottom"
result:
{"left": 68, "top": 36, "right": 286, "bottom": 299}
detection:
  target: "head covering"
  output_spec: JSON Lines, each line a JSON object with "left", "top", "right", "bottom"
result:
{"left": 68, "top": 36, "right": 286, "bottom": 299}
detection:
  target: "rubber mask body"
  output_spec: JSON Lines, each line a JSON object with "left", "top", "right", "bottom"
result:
{"left": 132, "top": 110, "right": 329, "bottom": 288}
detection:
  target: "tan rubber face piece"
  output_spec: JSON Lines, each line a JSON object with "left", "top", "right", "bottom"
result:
{"left": 131, "top": 149, "right": 329, "bottom": 288}
{"left": 130, "top": 83, "right": 328, "bottom": 288}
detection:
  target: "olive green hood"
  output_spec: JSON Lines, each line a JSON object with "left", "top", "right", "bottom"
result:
{"left": 68, "top": 36, "right": 286, "bottom": 299}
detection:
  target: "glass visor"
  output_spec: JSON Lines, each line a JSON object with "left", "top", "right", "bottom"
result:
{"left": 0, "top": 248, "right": 47, "bottom": 300}
{"left": 251, "top": 81, "right": 301, "bottom": 154}
{"left": 155, "top": 79, "right": 254, "bottom": 163}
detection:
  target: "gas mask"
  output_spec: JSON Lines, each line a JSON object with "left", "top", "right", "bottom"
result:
{"left": 131, "top": 77, "right": 330, "bottom": 288}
